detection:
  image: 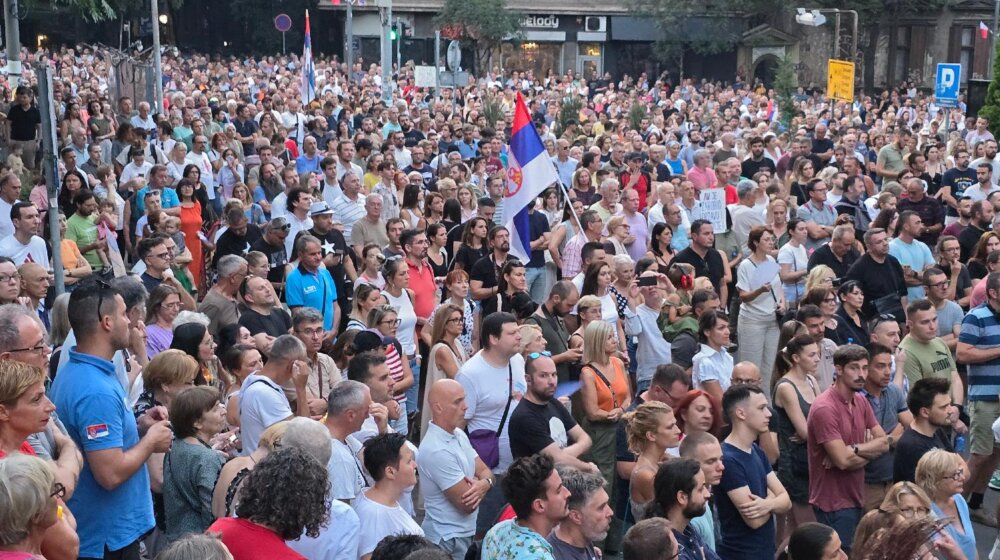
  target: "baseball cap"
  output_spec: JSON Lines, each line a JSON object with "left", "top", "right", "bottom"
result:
{"left": 628, "top": 151, "right": 644, "bottom": 161}
{"left": 354, "top": 330, "right": 388, "bottom": 354}
{"left": 309, "top": 201, "right": 334, "bottom": 217}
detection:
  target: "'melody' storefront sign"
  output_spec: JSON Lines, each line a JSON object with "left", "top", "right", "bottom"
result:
{"left": 522, "top": 15, "right": 560, "bottom": 29}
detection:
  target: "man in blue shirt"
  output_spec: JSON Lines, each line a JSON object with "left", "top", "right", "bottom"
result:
{"left": 654, "top": 458, "right": 720, "bottom": 560}
{"left": 49, "top": 281, "right": 173, "bottom": 559}
{"left": 134, "top": 165, "right": 180, "bottom": 216}
{"left": 286, "top": 234, "right": 339, "bottom": 336}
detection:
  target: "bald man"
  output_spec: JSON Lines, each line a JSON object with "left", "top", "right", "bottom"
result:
{"left": 18, "top": 262, "right": 50, "bottom": 329}
{"left": 417, "top": 379, "right": 495, "bottom": 560}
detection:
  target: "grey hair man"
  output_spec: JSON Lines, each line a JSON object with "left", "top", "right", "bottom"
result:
{"left": 238, "top": 334, "right": 311, "bottom": 455}
{"left": 547, "top": 467, "right": 614, "bottom": 558}
{"left": 325, "top": 380, "right": 372, "bottom": 505}
{"left": 730, "top": 179, "right": 764, "bottom": 254}
{"left": 198, "top": 254, "right": 248, "bottom": 339}
{"left": 291, "top": 306, "right": 337, "bottom": 416}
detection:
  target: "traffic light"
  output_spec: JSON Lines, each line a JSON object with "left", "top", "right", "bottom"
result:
{"left": 390, "top": 27, "right": 398, "bottom": 40}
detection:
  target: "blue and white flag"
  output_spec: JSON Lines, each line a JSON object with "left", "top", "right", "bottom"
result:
{"left": 503, "top": 92, "right": 559, "bottom": 263}
{"left": 300, "top": 10, "right": 316, "bottom": 105}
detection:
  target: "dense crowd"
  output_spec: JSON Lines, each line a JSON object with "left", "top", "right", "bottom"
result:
{"left": 0, "top": 42, "right": 996, "bottom": 560}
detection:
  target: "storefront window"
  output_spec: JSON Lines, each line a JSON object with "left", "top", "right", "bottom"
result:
{"left": 580, "top": 43, "right": 602, "bottom": 57}
{"left": 501, "top": 42, "right": 562, "bottom": 76}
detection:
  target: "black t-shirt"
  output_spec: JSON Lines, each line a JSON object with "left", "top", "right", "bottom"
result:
{"left": 893, "top": 427, "right": 953, "bottom": 483}
{"left": 470, "top": 253, "right": 505, "bottom": 292}
{"left": 959, "top": 223, "right": 987, "bottom": 263}
{"left": 239, "top": 306, "right": 292, "bottom": 339}
{"left": 527, "top": 211, "right": 550, "bottom": 268}
{"left": 741, "top": 157, "right": 776, "bottom": 179}
{"left": 214, "top": 225, "right": 262, "bottom": 267}
{"left": 670, "top": 247, "right": 725, "bottom": 295}
{"left": 294, "top": 227, "right": 350, "bottom": 301}
{"left": 844, "top": 253, "right": 907, "bottom": 320}
{"left": 812, "top": 137, "right": 834, "bottom": 157}
{"left": 942, "top": 167, "right": 978, "bottom": 216}
{"left": 250, "top": 237, "right": 288, "bottom": 285}
{"left": 453, "top": 243, "right": 488, "bottom": 273}
{"left": 509, "top": 398, "right": 578, "bottom": 459}
{"left": 8, "top": 104, "right": 40, "bottom": 141}
{"left": 806, "top": 243, "right": 860, "bottom": 280}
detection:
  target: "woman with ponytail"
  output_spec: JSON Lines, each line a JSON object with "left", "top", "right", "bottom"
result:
{"left": 776, "top": 522, "right": 845, "bottom": 560}
{"left": 771, "top": 333, "right": 821, "bottom": 549}
{"left": 622, "top": 401, "right": 682, "bottom": 524}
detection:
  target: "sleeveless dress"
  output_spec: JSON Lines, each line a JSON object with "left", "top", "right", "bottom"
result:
{"left": 179, "top": 201, "right": 204, "bottom": 290}
{"left": 773, "top": 376, "right": 817, "bottom": 504}
{"left": 629, "top": 462, "right": 658, "bottom": 522}
{"left": 419, "top": 341, "right": 468, "bottom": 436}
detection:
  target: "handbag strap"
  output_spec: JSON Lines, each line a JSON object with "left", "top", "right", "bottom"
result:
{"left": 496, "top": 364, "right": 514, "bottom": 433}
{"left": 586, "top": 362, "right": 620, "bottom": 409}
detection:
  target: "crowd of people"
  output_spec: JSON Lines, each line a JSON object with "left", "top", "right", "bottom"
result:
{"left": 0, "top": 42, "right": 996, "bottom": 560}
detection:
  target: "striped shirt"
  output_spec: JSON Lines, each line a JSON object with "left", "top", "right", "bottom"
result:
{"left": 330, "top": 193, "right": 367, "bottom": 241}
{"left": 959, "top": 304, "right": 1000, "bottom": 402}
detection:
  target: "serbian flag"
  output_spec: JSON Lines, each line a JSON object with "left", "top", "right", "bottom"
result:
{"left": 300, "top": 10, "right": 317, "bottom": 104}
{"left": 503, "top": 92, "right": 559, "bottom": 263}
{"left": 982, "top": 21, "right": 990, "bottom": 39}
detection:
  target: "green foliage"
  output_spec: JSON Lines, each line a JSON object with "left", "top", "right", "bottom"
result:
{"left": 39, "top": 0, "right": 121, "bottom": 21}
{"left": 981, "top": 39, "right": 1000, "bottom": 138}
{"left": 481, "top": 95, "right": 508, "bottom": 127}
{"left": 627, "top": 102, "right": 648, "bottom": 130}
{"left": 773, "top": 56, "right": 797, "bottom": 129}
{"left": 558, "top": 96, "right": 582, "bottom": 135}
{"left": 435, "top": 0, "right": 522, "bottom": 73}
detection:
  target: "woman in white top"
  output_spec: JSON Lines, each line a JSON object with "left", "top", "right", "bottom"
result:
{"left": 357, "top": 244, "right": 387, "bottom": 290}
{"left": 419, "top": 304, "right": 468, "bottom": 436}
{"left": 736, "top": 225, "right": 785, "bottom": 387}
{"left": 381, "top": 257, "right": 420, "bottom": 422}
{"left": 778, "top": 217, "right": 809, "bottom": 309}
{"left": 354, "top": 433, "right": 423, "bottom": 560}
{"left": 166, "top": 143, "right": 189, "bottom": 186}
{"left": 579, "top": 261, "right": 627, "bottom": 351}
{"left": 691, "top": 310, "right": 734, "bottom": 403}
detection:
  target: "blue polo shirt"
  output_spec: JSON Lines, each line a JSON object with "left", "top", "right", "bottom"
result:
{"left": 960, "top": 303, "right": 1000, "bottom": 402}
{"left": 135, "top": 185, "right": 180, "bottom": 213}
{"left": 49, "top": 349, "right": 154, "bottom": 557}
{"left": 285, "top": 264, "right": 338, "bottom": 330}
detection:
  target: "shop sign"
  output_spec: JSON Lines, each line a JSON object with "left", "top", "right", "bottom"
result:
{"left": 522, "top": 15, "right": 560, "bottom": 29}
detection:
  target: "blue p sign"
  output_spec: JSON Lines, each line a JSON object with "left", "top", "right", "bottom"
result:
{"left": 936, "top": 63, "right": 961, "bottom": 107}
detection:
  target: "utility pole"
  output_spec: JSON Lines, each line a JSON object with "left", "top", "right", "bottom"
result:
{"left": 377, "top": 0, "right": 392, "bottom": 105}
{"left": 151, "top": 0, "right": 164, "bottom": 115}
{"left": 4, "top": 0, "right": 21, "bottom": 94}
{"left": 434, "top": 30, "right": 441, "bottom": 100}
{"left": 345, "top": 0, "right": 354, "bottom": 83}
{"left": 395, "top": 18, "right": 401, "bottom": 70}
{"left": 36, "top": 60, "right": 64, "bottom": 294}
{"left": 991, "top": 0, "right": 1000, "bottom": 79}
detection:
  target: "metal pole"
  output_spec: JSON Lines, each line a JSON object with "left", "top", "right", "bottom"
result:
{"left": 4, "top": 0, "right": 21, "bottom": 94}
{"left": 36, "top": 61, "right": 64, "bottom": 294}
{"left": 151, "top": 0, "right": 164, "bottom": 115}
{"left": 833, "top": 9, "right": 841, "bottom": 60}
{"left": 992, "top": 0, "right": 1000, "bottom": 79}
{"left": 346, "top": 1, "right": 354, "bottom": 83}
{"left": 434, "top": 30, "right": 441, "bottom": 100}
{"left": 851, "top": 10, "right": 858, "bottom": 63}
{"left": 379, "top": 0, "right": 392, "bottom": 104}
{"left": 282, "top": 32, "right": 286, "bottom": 54}
{"left": 395, "top": 18, "right": 401, "bottom": 71}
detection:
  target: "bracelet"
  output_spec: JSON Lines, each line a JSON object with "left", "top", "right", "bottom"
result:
{"left": 486, "top": 477, "right": 494, "bottom": 488}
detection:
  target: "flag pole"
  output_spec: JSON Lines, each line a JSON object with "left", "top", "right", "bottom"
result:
{"left": 992, "top": 2, "right": 1000, "bottom": 80}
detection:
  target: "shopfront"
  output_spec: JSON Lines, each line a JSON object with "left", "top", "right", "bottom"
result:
{"left": 499, "top": 14, "right": 607, "bottom": 78}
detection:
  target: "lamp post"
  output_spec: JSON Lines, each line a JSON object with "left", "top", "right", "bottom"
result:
{"left": 151, "top": 0, "right": 164, "bottom": 115}
{"left": 990, "top": 0, "right": 999, "bottom": 79}
{"left": 795, "top": 7, "right": 859, "bottom": 63}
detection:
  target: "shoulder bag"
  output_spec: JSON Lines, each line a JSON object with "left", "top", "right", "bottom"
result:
{"left": 467, "top": 363, "right": 513, "bottom": 469}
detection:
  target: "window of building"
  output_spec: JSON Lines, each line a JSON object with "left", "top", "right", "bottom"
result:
{"left": 960, "top": 27, "right": 974, "bottom": 83}
{"left": 893, "top": 26, "right": 910, "bottom": 85}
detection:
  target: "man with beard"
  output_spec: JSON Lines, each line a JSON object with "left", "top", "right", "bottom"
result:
{"left": 716, "top": 385, "right": 790, "bottom": 559}
{"left": 469, "top": 226, "right": 511, "bottom": 302}
{"left": 941, "top": 196, "right": 973, "bottom": 238}
{"left": 296, "top": 201, "right": 353, "bottom": 328}
{"left": 958, "top": 200, "right": 995, "bottom": 261}
{"left": 547, "top": 467, "right": 614, "bottom": 560}
{"left": 525, "top": 281, "right": 582, "bottom": 383}
{"left": 653, "top": 458, "right": 719, "bottom": 560}
{"left": 806, "top": 345, "right": 890, "bottom": 552}
{"left": 679, "top": 431, "right": 726, "bottom": 553}
{"left": 893, "top": 378, "right": 955, "bottom": 483}
{"left": 941, "top": 149, "right": 977, "bottom": 223}
{"left": 845, "top": 228, "right": 908, "bottom": 321}
{"left": 253, "top": 161, "right": 282, "bottom": 218}
{"left": 834, "top": 176, "right": 871, "bottom": 237}
{"left": 239, "top": 275, "right": 292, "bottom": 355}
{"left": 740, "top": 136, "right": 776, "bottom": 179}
{"left": 508, "top": 354, "right": 597, "bottom": 472}
{"left": 250, "top": 217, "right": 291, "bottom": 294}
{"left": 897, "top": 177, "right": 946, "bottom": 247}
{"left": 861, "top": 343, "right": 911, "bottom": 510}
{"left": 213, "top": 206, "right": 262, "bottom": 267}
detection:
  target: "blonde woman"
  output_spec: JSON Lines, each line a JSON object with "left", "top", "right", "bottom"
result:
{"left": 419, "top": 304, "right": 468, "bottom": 436}
{"left": 346, "top": 283, "right": 386, "bottom": 331}
{"left": 457, "top": 185, "right": 478, "bottom": 223}
{"left": 211, "top": 421, "right": 288, "bottom": 518}
{"left": 915, "top": 450, "right": 977, "bottom": 560}
{"left": 804, "top": 265, "right": 835, "bottom": 294}
{"left": 622, "top": 401, "right": 681, "bottom": 522}
{"left": 579, "top": 319, "right": 632, "bottom": 542}
{"left": 569, "top": 295, "right": 602, "bottom": 351}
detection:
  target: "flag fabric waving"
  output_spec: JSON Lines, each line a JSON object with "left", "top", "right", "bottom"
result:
{"left": 982, "top": 21, "right": 990, "bottom": 40}
{"left": 502, "top": 92, "right": 559, "bottom": 263}
{"left": 300, "top": 10, "right": 317, "bottom": 104}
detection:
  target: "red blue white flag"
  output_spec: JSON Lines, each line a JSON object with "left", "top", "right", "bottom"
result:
{"left": 300, "top": 10, "right": 317, "bottom": 104}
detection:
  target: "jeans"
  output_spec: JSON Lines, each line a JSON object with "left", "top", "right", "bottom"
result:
{"left": 526, "top": 265, "right": 547, "bottom": 302}
{"left": 404, "top": 354, "right": 420, "bottom": 415}
{"left": 431, "top": 536, "right": 473, "bottom": 560}
{"left": 476, "top": 474, "right": 507, "bottom": 534}
{"left": 814, "top": 506, "right": 862, "bottom": 552}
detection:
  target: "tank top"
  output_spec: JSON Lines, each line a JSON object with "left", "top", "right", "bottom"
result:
{"left": 382, "top": 289, "right": 418, "bottom": 355}
{"left": 584, "top": 358, "right": 629, "bottom": 415}
{"left": 773, "top": 377, "right": 817, "bottom": 474}
{"left": 629, "top": 462, "right": 658, "bottom": 522}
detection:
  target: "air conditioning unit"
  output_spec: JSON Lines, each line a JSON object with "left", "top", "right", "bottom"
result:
{"left": 584, "top": 16, "right": 606, "bottom": 32}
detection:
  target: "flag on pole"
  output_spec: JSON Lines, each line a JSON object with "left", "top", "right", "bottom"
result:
{"left": 300, "top": 10, "right": 317, "bottom": 104}
{"left": 981, "top": 21, "right": 990, "bottom": 39}
{"left": 503, "top": 92, "right": 560, "bottom": 263}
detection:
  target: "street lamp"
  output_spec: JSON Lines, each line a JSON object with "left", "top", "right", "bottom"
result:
{"left": 795, "top": 7, "right": 858, "bottom": 63}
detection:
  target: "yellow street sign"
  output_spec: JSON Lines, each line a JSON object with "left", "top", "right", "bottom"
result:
{"left": 827, "top": 59, "right": 855, "bottom": 102}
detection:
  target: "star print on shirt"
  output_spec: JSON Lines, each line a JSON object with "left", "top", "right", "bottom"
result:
{"left": 321, "top": 240, "right": 335, "bottom": 255}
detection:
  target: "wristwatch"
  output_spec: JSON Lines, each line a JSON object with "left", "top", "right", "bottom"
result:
{"left": 851, "top": 444, "right": 860, "bottom": 456}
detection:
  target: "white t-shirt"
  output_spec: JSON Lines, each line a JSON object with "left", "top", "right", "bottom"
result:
{"left": 353, "top": 491, "right": 424, "bottom": 558}
{"left": 238, "top": 374, "right": 291, "bottom": 455}
{"left": 288, "top": 498, "right": 360, "bottom": 560}
{"left": 457, "top": 351, "right": 527, "bottom": 474}
{"left": 417, "top": 423, "right": 479, "bottom": 542}
{"left": 777, "top": 243, "right": 808, "bottom": 304}
{"left": 329, "top": 435, "right": 367, "bottom": 502}
{"left": 0, "top": 198, "right": 13, "bottom": 238}
{"left": 630, "top": 305, "right": 673, "bottom": 384}
{"left": 0, "top": 235, "right": 49, "bottom": 266}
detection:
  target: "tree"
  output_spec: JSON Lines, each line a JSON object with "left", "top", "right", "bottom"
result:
{"left": 773, "top": 55, "right": 797, "bottom": 129}
{"left": 434, "top": 0, "right": 521, "bottom": 74}
{"left": 980, "top": 39, "right": 1000, "bottom": 138}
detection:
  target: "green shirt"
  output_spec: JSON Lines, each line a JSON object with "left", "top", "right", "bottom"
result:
{"left": 899, "top": 334, "right": 956, "bottom": 386}
{"left": 65, "top": 213, "right": 102, "bottom": 268}
{"left": 877, "top": 143, "right": 906, "bottom": 175}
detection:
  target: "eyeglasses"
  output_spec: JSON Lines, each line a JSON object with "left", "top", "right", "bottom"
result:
{"left": 297, "top": 327, "right": 325, "bottom": 337}
{"left": 927, "top": 280, "right": 951, "bottom": 289}
{"left": 50, "top": 482, "right": 66, "bottom": 499}
{"left": 899, "top": 506, "right": 930, "bottom": 518}
{"left": 527, "top": 351, "right": 552, "bottom": 359}
{"left": 162, "top": 301, "right": 182, "bottom": 309}
{"left": 948, "top": 468, "right": 966, "bottom": 481}
{"left": 379, "top": 318, "right": 401, "bottom": 326}
{"left": 150, "top": 252, "right": 170, "bottom": 260}
{"left": 8, "top": 339, "right": 50, "bottom": 355}
{"left": 446, "top": 317, "right": 464, "bottom": 323}
{"left": 0, "top": 273, "right": 20, "bottom": 283}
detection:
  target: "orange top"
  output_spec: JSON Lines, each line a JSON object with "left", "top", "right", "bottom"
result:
{"left": 585, "top": 357, "right": 629, "bottom": 413}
